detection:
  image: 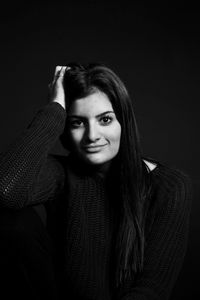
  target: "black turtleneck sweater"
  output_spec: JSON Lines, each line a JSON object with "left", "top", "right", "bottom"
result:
{"left": 0, "top": 102, "right": 192, "bottom": 300}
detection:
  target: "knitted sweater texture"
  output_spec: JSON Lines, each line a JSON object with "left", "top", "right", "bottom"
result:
{"left": 0, "top": 102, "right": 192, "bottom": 300}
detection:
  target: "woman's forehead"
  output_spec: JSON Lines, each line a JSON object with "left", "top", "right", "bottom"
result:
{"left": 68, "top": 91, "right": 114, "bottom": 117}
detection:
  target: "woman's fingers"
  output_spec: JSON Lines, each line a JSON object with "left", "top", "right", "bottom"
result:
{"left": 52, "top": 66, "right": 64, "bottom": 84}
{"left": 48, "top": 65, "right": 71, "bottom": 110}
{"left": 52, "top": 65, "right": 71, "bottom": 82}
{"left": 54, "top": 65, "right": 64, "bottom": 76}
{"left": 54, "top": 65, "right": 71, "bottom": 78}
{"left": 48, "top": 65, "right": 71, "bottom": 109}
{"left": 55, "top": 66, "right": 65, "bottom": 77}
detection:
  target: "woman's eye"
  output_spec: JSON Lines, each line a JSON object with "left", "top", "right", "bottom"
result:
{"left": 100, "top": 116, "right": 113, "bottom": 125}
{"left": 70, "top": 120, "right": 84, "bottom": 128}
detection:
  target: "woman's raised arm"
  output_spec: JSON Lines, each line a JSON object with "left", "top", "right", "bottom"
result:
{"left": 0, "top": 66, "right": 68, "bottom": 209}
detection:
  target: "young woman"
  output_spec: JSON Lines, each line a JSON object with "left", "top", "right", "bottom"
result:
{"left": 0, "top": 63, "right": 191, "bottom": 300}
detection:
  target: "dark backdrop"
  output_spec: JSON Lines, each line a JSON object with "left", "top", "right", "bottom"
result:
{"left": 0, "top": 1, "right": 199, "bottom": 299}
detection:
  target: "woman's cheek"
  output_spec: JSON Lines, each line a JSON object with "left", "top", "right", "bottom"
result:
{"left": 109, "top": 123, "right": 121, "bottom": 143}
{"left": 70, "top": 129, "right": 84, "bottom": 146}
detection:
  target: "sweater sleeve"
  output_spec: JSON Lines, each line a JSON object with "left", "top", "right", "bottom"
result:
{"left": 118, "top": 167, "right": 192, "bottom": 300}
{"left": 0, "top": 102, "right": 66, "bottom": 209}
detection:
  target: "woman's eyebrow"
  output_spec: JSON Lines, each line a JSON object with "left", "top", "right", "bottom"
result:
{"left": 68, "top": 111, "right": 115, "bottom": 119}
{"left": 95, "top": 111, "right": 115, "bottom": 118}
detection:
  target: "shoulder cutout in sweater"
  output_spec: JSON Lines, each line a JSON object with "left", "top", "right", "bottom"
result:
{"left": 143, "top": 159, "right": 157, "bottom": 172}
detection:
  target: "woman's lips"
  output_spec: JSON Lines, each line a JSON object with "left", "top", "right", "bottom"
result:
{"left": 83, "top": 144, "right": 107, "bottom": 153}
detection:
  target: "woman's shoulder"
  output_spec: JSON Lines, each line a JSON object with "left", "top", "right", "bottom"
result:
{"left": 143, "top": 157, "right": 192, "bottom": 198}
{"left": 143, "top": 158, "right": 192, "bottom": 227}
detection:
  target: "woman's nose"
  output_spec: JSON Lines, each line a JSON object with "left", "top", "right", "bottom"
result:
{"left": 86, "top": 123, "right": 101, "bottom": 142}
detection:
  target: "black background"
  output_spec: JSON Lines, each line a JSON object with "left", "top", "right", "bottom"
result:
{"left": 0, "top": 1, "right": 199, "bottom": 298}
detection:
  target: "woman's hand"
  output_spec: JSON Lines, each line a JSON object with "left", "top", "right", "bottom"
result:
{"left": 49, "top": 66, "right": 69, "bottom": 110}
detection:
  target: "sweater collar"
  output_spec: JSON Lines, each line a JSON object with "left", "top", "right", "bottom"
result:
{"left": 67, "top": 153, "right": 118, "bottom": 180}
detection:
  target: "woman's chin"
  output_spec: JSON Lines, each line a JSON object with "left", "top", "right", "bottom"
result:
{"left": 83, "top": 156, "right": 108, "bottom": 166}
{"left": 80, "top": 151, "right": 111, "bottom": 164}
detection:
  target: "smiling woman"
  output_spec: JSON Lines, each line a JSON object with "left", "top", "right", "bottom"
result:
{"left": 0, "top": 62, "right": 192, "bottom": 300}
{"left": 67, "top": 91, "right": 121, "bottom": 166}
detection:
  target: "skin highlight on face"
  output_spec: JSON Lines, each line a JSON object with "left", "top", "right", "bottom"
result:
{"left": 67, "top": 90, "right": 121, "bottom": 168}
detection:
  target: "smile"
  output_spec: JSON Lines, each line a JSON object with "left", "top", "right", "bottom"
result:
{"left": 83, "top": 145, "right": 107, "bottom": 153}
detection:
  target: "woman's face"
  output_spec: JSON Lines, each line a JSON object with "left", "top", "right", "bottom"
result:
{"left": 67, "top": 90, "right": 121, "bottom": 166}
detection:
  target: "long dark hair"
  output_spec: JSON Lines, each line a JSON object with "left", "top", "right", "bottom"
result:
{"left": 60, "top": 62, "right": 151, "bottom": 287}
